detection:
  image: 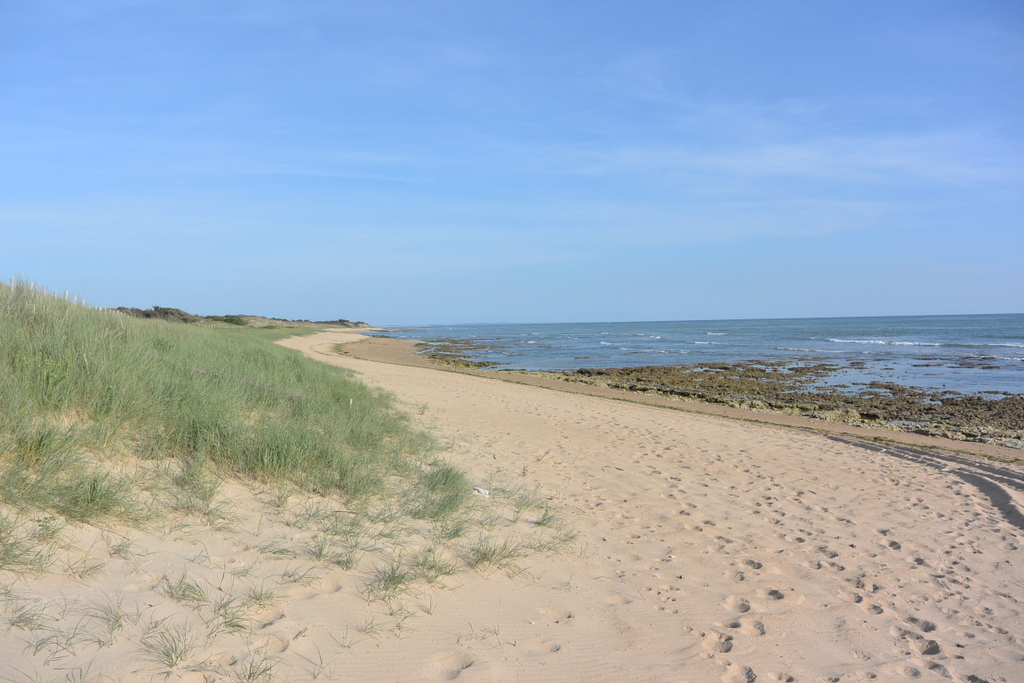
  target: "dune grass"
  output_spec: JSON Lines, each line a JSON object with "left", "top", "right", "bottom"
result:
{"left": 0, "top": 280, "right": 443, "bottom": 530}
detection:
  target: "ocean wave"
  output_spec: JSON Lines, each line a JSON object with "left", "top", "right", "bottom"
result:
{"left": 828, "top": 339, "right": 942, "bottom": 346}
{"left": 625, "top": 349, "right": 689, "bottom": 354}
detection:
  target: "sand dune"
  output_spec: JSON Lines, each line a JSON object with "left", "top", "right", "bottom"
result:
{"left": 2, "top": 329, "right": 1021, "bottom": 683}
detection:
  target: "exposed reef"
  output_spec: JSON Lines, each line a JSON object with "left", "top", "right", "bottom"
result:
{"left": 412, "top": 339, "right": 1023, "bottom": 449}
{"left": 415, "top": 338, "right": 503, "bottom": 368}
{"left": 526, "top": 362, "right": 1024, "bottom": 449}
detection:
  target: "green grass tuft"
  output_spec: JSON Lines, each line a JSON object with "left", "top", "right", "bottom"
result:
{"left": 0, "top": 510, "right": 60, "bottom": 575}
{"left": 408, "top": 548, "right": 459, "bottom": 583}
{"left": 366, "top": 558, "right": 416, "bottom": 602}
{"left": 408, "top": 463, "right": 470, "bottom": 521}
{"left": 139, "top": 621, "right": 197, "bottom": 670}
{"left": 465, "top": 537, "right": 524, "bottom": 571}
{"left": 160, "top": 573, "right": 208, "bottom": 607}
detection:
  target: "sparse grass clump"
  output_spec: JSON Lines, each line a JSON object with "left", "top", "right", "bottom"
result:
{"left": 408, "top": 548, "right": 459, "bottom": 583}
{"left": 491, "top": 481, "right": 547, "bottom": 523}
{"left": 7, "top": 605, "right": 52, "bottom": 632}
{"left": 366, "top": 558, "right": 416, "bottom": 602}
{"left": 408, "top": 463, "right": 471, "bottom": 522}
{"left": 81, "top": 596, "right": 136, "bottom": 647}
{"left": 208, "top": 596, "right": 253, "bottom": 636}
{"left": 534, "top": 506, "right": 560, "bottom": 528}
{"left": 227, "top": 645, "right": 281, "bottom": 683}
{"left": 160, "top": 573, "right": 208, "bottom": 607}
{"left": 465, "top": 537, "right": 524, "bottom": 572}
{"left": 0, "top": 427, "right": 138, "bottom": 525}
{"left": 139, "top": 621, "right": 198, "bottom": 670}
{"left": 0, "top": 510, "right": 61, "bottom": 575}
{"left": 242, "top": 585, "right": 278, "bottom": 609}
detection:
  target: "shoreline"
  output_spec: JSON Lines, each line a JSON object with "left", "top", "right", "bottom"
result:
{"left": 276, "top": 328, "right": 1024, "bottom": 682}
{"left": 334, "top": 334, "right": 1024, "bottom": 465}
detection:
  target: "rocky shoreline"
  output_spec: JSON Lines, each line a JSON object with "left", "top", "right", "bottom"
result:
{"left": 413, "top": 339, "right": 1024, "bottom": 450}
{"left": 414, "top": 338, "right": 504, "bottom": 368}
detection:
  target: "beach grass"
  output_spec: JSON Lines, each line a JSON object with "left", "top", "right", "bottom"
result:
{"left": 0, "top": 280, "right": 442, "bottom": 528}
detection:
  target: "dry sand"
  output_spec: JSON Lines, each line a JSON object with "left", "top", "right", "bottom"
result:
{"left": 3, "top": 329, "right": 1022, "bottom": 683}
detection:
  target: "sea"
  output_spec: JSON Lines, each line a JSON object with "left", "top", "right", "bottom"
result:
{"left": 376, "top": 314, "right": 1024, "bottom": 396}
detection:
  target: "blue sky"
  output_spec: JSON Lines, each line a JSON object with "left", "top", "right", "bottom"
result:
{"left": 1, "top": 1, "right": 1021, "bottom": 324}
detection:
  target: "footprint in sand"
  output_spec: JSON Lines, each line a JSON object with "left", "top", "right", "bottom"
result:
{"left": 123, "top": 572, "right": 165, "bottom": 592}
{"left": 901, "top": 616, "right": 936, "bottom": 632}
{"left": 310, "top": 578, "right": 343, "bottom": 593}
{"left": 723, "top": 595, "right": 751, "bottom": 613}
{"left": 537, "top": 608, "right": 574, "bottom": 625}
{"left": 699, "top": 630, "right": 734, "bottom": 653}
{"left": 283, "top": 585, "right": 318, "bottom": 600}
{"left": 721, "top": 662, "right": 756, "bottom": 683}
{"left": 197, "top": 650, "right": 239, "bottom": 667}
{"left": 523, "top": 639, "right": 562, "bottom": 655}
{"left": 738, "top": 617, "right": 766, "bottom": 636}
{"left": 255, "top": 607, "right": 285, "bottom": 628}
{"left": 256, "top": 633, "right": 290, "bottom": 654}
{"left": 908, "top": 638, "right": 941, "bottom": 655}
{"left": 897, "top": 664, "right": 921, "bottom": 678}
{"left": 175, "top": 674, "right": 210, "bottom": 683}
{"left": 889, "top": 626, "right": 941, "bottom": 655}
{"left": 756, "top": 588, "right": 785, "bottom": 601}
{"left": 604, "top": 595, "right": 632, "bottom": 605}
{"left": 429, "top": 652, "right": 476, "bottom": 680}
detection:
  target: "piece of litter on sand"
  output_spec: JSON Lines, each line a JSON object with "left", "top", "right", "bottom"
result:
{"left": 473, "top": 487, "right": 490, "bottom": 496}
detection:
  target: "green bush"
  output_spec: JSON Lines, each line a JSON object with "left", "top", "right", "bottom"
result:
{"left": 204, "top": 314, "right": 248, "bottom": 326}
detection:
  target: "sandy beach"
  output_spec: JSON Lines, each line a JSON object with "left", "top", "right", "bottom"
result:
{"left": 3, "top": 328, "right": 1022, "bottom": 682}
{"left": 278, "top": 330, "right": 1024, "bottom": 681}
